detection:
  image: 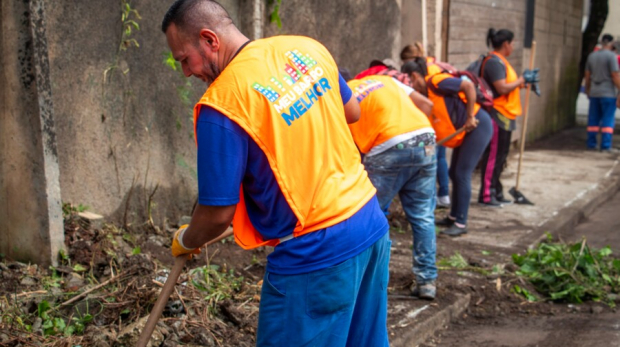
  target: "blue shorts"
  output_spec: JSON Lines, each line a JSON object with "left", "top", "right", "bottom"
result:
{"left": 256, "top": 232, "right": 391, "bottom": 347}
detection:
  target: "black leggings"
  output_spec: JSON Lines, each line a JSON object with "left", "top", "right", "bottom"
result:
{"left": 449, "top": 109, "right": 493, "bottom": 225}
{"left": 478, "top": 119, "right": 512, "bottom": 202}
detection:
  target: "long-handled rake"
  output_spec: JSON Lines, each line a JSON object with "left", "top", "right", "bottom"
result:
{"left": 136, "top": 228, "right": 234, "bottom": 347}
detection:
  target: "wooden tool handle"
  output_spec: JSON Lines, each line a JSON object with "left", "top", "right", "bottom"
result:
{"left": 137, "top": 256, "right": 186, "bottom": 347}
{"left": 436, "top": 127, "right": 467, "bottom": 146}
{"left": 515, "top": 41, "right": 537, "bottom": 190}
{"left": 136, "top": 227, "right": 234, "bottom": 347}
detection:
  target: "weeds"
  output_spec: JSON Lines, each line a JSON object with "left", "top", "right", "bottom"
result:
{"left": 438, "top": 252, "right": 468, "bottom": 269}
{"left": 62, "top": 203, "right": 88, "bottom": 219}
{"left": 190, "top": 265, "right": 244, "bottom": 314}
{"left": 513, "top": 233, "right": 620, "bottom": 306}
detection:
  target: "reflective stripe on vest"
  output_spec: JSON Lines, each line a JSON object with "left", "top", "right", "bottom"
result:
{"left": 491, "top": 52, "right": 522, "bottom": 120}
{"left": 425, "top": 73, "right": 481, "bottom": 148}
{"left": 347, "top": 75, "right": 432, "bottom": 154}
{"left": 194, "top": 36, "right": 376, "bottom": 249}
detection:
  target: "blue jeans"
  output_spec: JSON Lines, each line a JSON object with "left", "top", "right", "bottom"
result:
{"left": 588, "top": 97, "right": 617, "bottom": 150}
{"left": 436, "top": 145, "right": 450, "bottom": 197}
{"left": 364, "top": 144, "right": 437, "bottom": 284}
{"left": 257, "top": 233, "right": 391, "bottom": 347}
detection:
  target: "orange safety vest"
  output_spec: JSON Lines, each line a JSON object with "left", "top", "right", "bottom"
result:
{"left": 489, "top": 52, "right": 522, "bottom": 119}
{"left": 347, "top": 75, "right": 432, "bottom": 153}
{"left": 426, "top": 57, "right": 442, "bottom": 76}
{"left": 425, "top": 73, "right": 481, "bottom": 148}
{"left": 194, "top": 36, "right": 376, "bottom": 250}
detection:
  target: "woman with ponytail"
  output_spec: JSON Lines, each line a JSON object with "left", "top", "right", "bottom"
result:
{"left": 478, "top": 28, "right": 526, "bottom": 207}
{"left": 402, "top": 59, "right": 492, "bottom": 236}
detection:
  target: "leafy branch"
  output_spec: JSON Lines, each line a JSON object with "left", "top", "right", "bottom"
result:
{"left": 513, "top": 233, "right": 620, "bottom": 306}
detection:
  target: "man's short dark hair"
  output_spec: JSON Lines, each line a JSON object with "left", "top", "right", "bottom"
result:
{"left": 602, "top": 34, "right": 614, "bottom": 44}
{"left": 161, "top": 0, "right": 231, "bottom": 34}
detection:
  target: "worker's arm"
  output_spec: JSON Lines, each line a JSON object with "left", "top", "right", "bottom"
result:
{"left": 459, "top": 80, "right": 479, "bottom": 131}
{"left": 171, "top": 106, "right": 246, "bottom": 257}
{"left": 492, "top": 76, "right": 526, "bottom": 95}
{"left": 584, "top": 70, "right": 592, "bottom": 98}
{"left": 340, "top": 74, "right": 360, "bottom": 123}
{"left": 181, "top": 204, "right": 236, "bottom": 249}
{"left": 409, "top": 90, "right": 433, "bottom": 117}
{"left": 484, "top": 58, "right": 524, "bottom": 95}
{"left": 343, "top": 96, "right": 361, "bottom": 124}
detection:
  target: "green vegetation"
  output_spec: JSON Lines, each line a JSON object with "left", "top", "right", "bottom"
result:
{"left": 267, "top": 0, "right": 283, "bottom": 27}
{"left": 190, "top": 265, "right": 244, "bottom": 314}
{"left": 513, "top": 233, "right": 620, "bottom": 306}
{"left": 62, "top": 203, "right": 89, "bottom": 219}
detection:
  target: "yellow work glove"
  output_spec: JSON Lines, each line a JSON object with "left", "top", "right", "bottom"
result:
{"left": 171, "top": 224, "right": 201, "bottom": 258}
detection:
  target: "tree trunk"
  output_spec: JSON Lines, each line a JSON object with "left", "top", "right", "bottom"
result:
{"left": 578, "top": 0, "right": 609, "bottom": 91}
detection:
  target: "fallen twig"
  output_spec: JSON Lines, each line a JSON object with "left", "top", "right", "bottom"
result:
{"left": 59, "top": 271, "right": 131, "bottom": 308}
{"left": 14, "top": 290, "right": 47, "bottom": 298}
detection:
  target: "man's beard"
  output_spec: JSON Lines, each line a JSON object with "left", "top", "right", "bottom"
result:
{"left": 200, "top": 50, "right": 220, "bottom": 86}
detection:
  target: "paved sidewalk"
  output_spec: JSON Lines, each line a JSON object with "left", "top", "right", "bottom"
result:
{"left": 388, "top": 127, "right": 620, "bottom": 346}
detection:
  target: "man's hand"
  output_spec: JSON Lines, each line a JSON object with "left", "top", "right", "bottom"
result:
{"left": 172, "top": 224, "right": 201, "bottom": 258}
{"left": 464, "top": 117, "right": 479, "bottom": 132}
{"left": 617, "top": 96, "right": 620, "bottom": 109}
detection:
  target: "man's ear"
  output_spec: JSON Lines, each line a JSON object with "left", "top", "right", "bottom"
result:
{"left": 199, "top": 29, "right": 220, "bottom": 51}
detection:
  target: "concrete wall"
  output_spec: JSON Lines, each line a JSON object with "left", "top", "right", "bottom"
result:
{"left": 44, "top": 0, "right": 208, "bottom": 231}
{"left": 601, "top": 0, "right": 620, "bottom": 40}
{"left": 262, "top": 0, "right": 402, "bottom": 75}
{"left": 401, "top": 0, "right": 424, "bottom": 62}
{"left": 526, "top": 0, "right": 583, "bottom": 140}
{"left": 0, "top": 0, "right": 65, "bottom": 265}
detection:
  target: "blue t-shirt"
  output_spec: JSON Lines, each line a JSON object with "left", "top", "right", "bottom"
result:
{"left": 433, "top": 77, "right": 469, "bottom": 129}
{"left": 195, "top": 74, "right": 388, "bottom": 275}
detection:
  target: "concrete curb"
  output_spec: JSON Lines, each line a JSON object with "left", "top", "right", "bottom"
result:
{"left": 391, "top": 294, "right": 471, "bottom": 347}
{"left": 516, "top": 158, "right": 620, "bottom": 250}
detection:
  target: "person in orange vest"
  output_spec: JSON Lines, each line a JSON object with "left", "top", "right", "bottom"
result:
{"left": 402, "top": 59, "right": 493, "bottom": 237}
{"left": 400, "top": 42, "right": 456, "bottom": 76}
{"left": 162, "top": 1, "right": 390, "bottom": 346}
{"left": 400, "top": 43, "right": 453, "bottom": 209}
{"left": 478, "top": 29, "right": 526, "bottom": 206}
{"left": 347, "top": 74, "right": 437, "bottom": 299}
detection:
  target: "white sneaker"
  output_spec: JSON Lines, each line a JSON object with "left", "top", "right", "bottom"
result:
{"left": 437, "top": 195, "right": 451, "bottom": 208}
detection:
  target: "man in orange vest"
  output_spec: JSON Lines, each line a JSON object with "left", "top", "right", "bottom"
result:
{"left": 347, "top": 75, "right": 438, "bottom": 299}
{"left": 162, "top": 1, "right": 390, "bottom": 346}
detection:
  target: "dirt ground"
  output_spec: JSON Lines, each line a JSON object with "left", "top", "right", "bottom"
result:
{"left": 0, "top": 202, "right": 548, "bottom": 347}
{"left": 1, "top": 150, "right": 619, "bottom": 346}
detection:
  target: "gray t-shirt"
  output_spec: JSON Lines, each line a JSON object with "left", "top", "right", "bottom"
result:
{"left": 482, "top": 55, "right": 506, "bottom": 99}
{"left": 586, "top": 49, "right": 619, "bottom": 98}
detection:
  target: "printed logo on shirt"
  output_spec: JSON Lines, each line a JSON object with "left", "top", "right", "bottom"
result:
{"left": 251, "top": 50, "right": 333, "bottom": 126}
{"left": 352, "top": 79, "right": 385, "bottom": 103}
